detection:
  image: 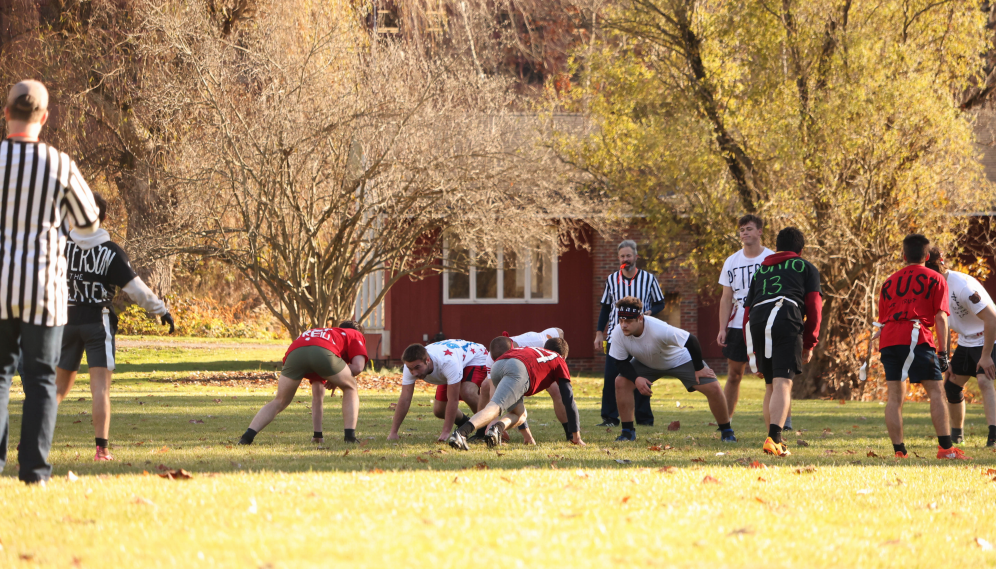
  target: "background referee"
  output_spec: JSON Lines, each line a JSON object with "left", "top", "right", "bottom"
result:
{"left": 0, "top": 81, "right": 101, "bottom": 484}
{"left": 594, "top": 240, "right": 665, "bottom": 427}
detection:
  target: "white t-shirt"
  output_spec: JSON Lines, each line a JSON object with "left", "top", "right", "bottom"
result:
{"left": 946, "top": 270, "right": 994, "bottom": 348}
{"left": 485, "top": 327, "right": 561, "bottom": 375}
{"left": 718, "top": 247, "right": 774, "bottom": 329}
{"left": 401, "top": 340, "right": 489, "bottom": 386}
{"left": 609, "top": 316, "right": 691, "bottom": 370}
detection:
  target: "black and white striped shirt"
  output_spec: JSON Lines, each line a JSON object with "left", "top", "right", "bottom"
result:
{"left": 599, "top": 268, "right": 665, "bottom": 336}
{"left": 0, "top": 140, "right": 100, "bottom": 326}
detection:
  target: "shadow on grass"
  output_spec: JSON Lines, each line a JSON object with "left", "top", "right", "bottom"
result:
{"left": 4, "top": 392, "right": 994, "bottom": 478}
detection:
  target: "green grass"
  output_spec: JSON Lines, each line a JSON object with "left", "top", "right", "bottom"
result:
{"left": 2, "top": 338, "right": 996, "bottom": 567}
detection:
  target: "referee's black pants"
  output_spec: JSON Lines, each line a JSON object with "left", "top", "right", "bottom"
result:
{"left": 0, "top": 320, "right": 63, "bottom": 484}
{"left": 601, "top": 344, "right": 654, "bottom": 425}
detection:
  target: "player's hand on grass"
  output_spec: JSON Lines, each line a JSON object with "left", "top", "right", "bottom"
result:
{"left": 161, "top": 313, "right": 175, "bottom": 334}
{"left": 981, "top": 353, "right": 996, "bottom": 381}
{"left": 570, "top": 432, "right": 586, "bottom": 446}
{"left": 521, "top": 429, "right": 536, "bottom": 445}
{"left": 803, "top": 348, "right": 813, "bottom": 364}
{"left": 437, "top": 431, "right": 451, "bottom": 443}
{"left": 635, "top": 377, "right": 653, "bottom": 396}
{"left": 716, "top": 329, "right": 727, "bottom": 347}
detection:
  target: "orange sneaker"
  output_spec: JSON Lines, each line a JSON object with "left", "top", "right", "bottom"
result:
{"left": 895, "top": 451, "right": 908, "bottom": 459}
{"left": 936, "top": 446, "right": 971, "bottom": 460}
{"left": 763, "top": 437, "right": 790, "bottom": 457}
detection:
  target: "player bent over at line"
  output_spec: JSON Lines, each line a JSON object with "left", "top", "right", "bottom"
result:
{"left": 926, "top": 248, "right": 996, "bottom": 448}
{"left": 304, "top": 322, "right": 368, "bottom": 444}
{"left": 448, "top": 337, "right": 584, "bottom": 449}
{"left": 480, "top": 328, "right": 568, "bottom": 444}
{"left": 878, "top": 235, "right": 968, "bottom": 459}
{"left": 610, "top": 297, "right": 734, "bottom": 442}
{"left": 743, "top": 227, "right": 822, "bottom": 457}
{"left": 389, "top": 340, "right": 488, "bottom": 442}
{"left": 239, "top": 327, "right": 360, "bottom": 444}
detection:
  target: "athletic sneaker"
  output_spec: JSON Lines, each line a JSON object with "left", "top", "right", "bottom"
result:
{"left": 953, "top": 434, "right": 964, "bottom": 444}
{"left": 237, "top": 437, "right": 253, "bottom": 445}
{"left": 596, "top": 420, "right": 620, "bottom": 428}
{"left": 936, "top": 446, "right": 971, "bottom": 460}
{"left": 447, "top": 430, "right": 470, "bottom": 451}
{"left": 762, "top": 437, "right": 790, "bottom": 457}
{"left": 484, "top": 423, "right": 507, "bottom": 449}
{"left": 615, "top": 429, "right": 636, "bottom": 442}
{"left": 311, "top": 437, "right": 323, "bottom": 444}
{"left": 894, "top": 451, "right": 908, "bottom": 459}
{"left": 94, "top": 447, "right": 114, "bottom": 461}
{"left": 720, "top": 430, "right": 737, "bottom": 443}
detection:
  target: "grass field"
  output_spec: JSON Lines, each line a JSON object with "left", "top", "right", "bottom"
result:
{"left": 2, "top": 337, "right": 996, "bottom": 568}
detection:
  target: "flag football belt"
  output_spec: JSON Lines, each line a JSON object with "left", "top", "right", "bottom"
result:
{"left": 871, "top": 320, "right": 921, "bottom": 382}
{"left": 745, "top": 296, "right": 797, "bottom": 374}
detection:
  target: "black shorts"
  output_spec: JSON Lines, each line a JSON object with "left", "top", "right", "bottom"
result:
{"left": 880, "top": 343, "right": 942, "bottom": 383}
{"left": 722, "top": 327, "right": 749, "bottom": 363}
{"left": 950, "top": 344, "right": 996, "bottom": 377}
{"left": 748, "top": 318, "right": 802, "bottom": 384}
{"left": 59, "top": 319, "right": 116, "bottom": 371}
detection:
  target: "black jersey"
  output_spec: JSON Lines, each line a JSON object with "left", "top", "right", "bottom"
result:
{"left": 743, "top": 252, "right": 822, "bottom": 326}
{"left": 65, "top": 238, "right": 137, "bottom": 325}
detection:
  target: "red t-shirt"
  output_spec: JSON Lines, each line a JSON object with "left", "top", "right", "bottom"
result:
{"left": 496, "top": 347, "right": 571, "bottom": 396}
{"left": 283, "top": 328, "right": 368, "bottom": 381}
{"left": 877, "top": 265, "right": 949, "bottom": 349}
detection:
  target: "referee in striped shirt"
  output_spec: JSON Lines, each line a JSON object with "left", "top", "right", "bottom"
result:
{"left": 0, "top": 81, "right": 101, "bottom": 484}
{"left": 594, "top": 240, "right": 665, "bottom": 427}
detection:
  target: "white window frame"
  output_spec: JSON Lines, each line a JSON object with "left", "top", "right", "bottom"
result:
{"left": 442, "top": 242, "right": 558, "bottom": 305}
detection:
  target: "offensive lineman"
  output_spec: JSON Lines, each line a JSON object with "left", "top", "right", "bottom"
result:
{"left": 306, "top": 322, "right": 368, "bottom": 444}
{"left": 447, "top": 337, "right": 584, "bottom": 449}
{"left": 926, "top": 247, "right": 996, "bottom": 447}
{"left": 610, "top": 297, "right": 734, "bottom": 442}
{"left": 239, "top": 327, "right": 360, "bottom": 444}
{"left": 479, "top": 328, "right": 568, "bottom": 444}
{"left": 389, "top": 340, "right": 488, "bottom": 442}
{"left": 877, "top": 234, "right": 968, "bottom": 459}
{"left": 743, "top": 227, "right": 822, "bottom": 457}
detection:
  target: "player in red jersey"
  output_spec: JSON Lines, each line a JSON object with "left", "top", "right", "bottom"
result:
{"left": 307, "top": 322, "right": 368, "bottom": 443}
{"left": 447, "top": 337, "right": 584, "bottom": 449}
{"left": 878, "top": 234, "right": 969, "bottom": 460}
{"left": 238, "top": 327, "right": 363, "bottom": 445}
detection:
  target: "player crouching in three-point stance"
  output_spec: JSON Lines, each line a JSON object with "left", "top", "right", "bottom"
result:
{"left": 448, "top": 337, "right": 584, "bottom": 449}
{"left": 480, "top": 328, "right": 568, "bottom": 444}
{"left": 389, "top": 340, "right": 487, "bottom": 442}
{"left": 878, "top": 235, "right": 969, "bottom": 459}
{"left": 303, "top": 323, "right": 368, "bottom": 444}
{"left": 743, "top": 227, "right": 823, "bottom": 457}
{"left": 239, "top": 327, "right": 361, "bottom": 445}
{"left": 610, "top": 297, "right": 733, "bottom": 442}
{"left": 926, "top": 247, "right": 996, "bottom": 448}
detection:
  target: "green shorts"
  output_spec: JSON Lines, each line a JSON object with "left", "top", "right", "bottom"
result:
{"left": 282, "top": 346, "right": 346, "bottom": 381}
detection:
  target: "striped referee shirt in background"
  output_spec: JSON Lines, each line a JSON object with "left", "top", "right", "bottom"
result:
{"left": 600, "top": 269, "right": 665, "bottom": 336}
{"left": 0, "top": 140, "right": 100, "bottom": 326}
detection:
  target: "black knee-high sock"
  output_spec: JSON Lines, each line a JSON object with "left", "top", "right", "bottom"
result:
{"left": 344, "top": 428, "right": 356, "bottom": 442}
{"left": 240, "top": 428, "right": 258, "bottom": 443}
{"left": 768, "top": 424, "right": 783, "bottom": 444}
{"left": 989, "top": 425, "right": 996, "bottom": 441}
{"left": 457, "top": 421, "right": 476, "bottom": 437}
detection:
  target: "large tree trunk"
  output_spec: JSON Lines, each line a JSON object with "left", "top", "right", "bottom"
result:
{"left": 116, "top": 161, "right": 176, "bottom": 297}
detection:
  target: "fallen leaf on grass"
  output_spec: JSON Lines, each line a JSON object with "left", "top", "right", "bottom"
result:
{"left": 158, "top": 469, "right": 193, "bottom": 480}
{"left": 67, "top": 471, "right": 79, "bottom": 482}
{"left": 838, "top": 400, "right": 846, "bottom": 405}
{"left": 856, "top": 488, "right": 873, "bottom": 495}
{"left": 73, "top": 420, "right": 81, "bottom": 424}
{"left": 754, "top": 497, "right": 766, "bottom": 504}
{"left": 691, "top": 457, "right": 706, "bottom": 463}
{"left": 667, "top": 421, "right": 681, "bottom": 431}
{"left": 416, "top": 457, "right": 429, "bottom": 463}
{"left": 795, "top": 466, "right": 817, "bottom": 474}
{"left": 132, "top": 496, "right": 156, "bottom": 506}
{"left": 823, "top": 450, "right": 835, "bottom": 455}
{"left": 342, "top": 450, "right": 349, "bottom": 457}
{"left": 647, "top": 445, "right": 663, "bottom": 451}
{"left": 975, "top": 537, "right": 993, "bottom": 551}
{"left": 622, "top": 496, "right": 631, "bottom": 503}
{"left": 797, "top": 440, "right": 810, "bottom": 447}
{"left": 19, "top": 554, "right": 34, "bottom": 561}
{"left": 729, "top": 527, "right": 753, "bottom": 535}
{"left": 154, "top": 446, "right": 169, "bottom": 454}
{"left": 475, "top": 462, "right": 488, "bottom": 470}
{"left": 576, "top": 470, "right": 589, "bottom": 478}
{"left": 757, "top": 477, "right": 767, "bottom": 482}
{"left": 702, "top": 475, "right": 720, "bottom": 484}
{"left": 749, "top": 461, "right": 767, "bottom": 469}
{"left": 615, "top": 459, "right": 632, "bottom": 464}
{"left": 189, "top": 419, "right": 204, "bottom": 424}
{"left": 452, "top": 476, "right": 460, "bottom": 484}
{"left": 984, "top": 468, "right": 996, "bottom": 476}
{"left": 369, "top": 468, "right": 384, "bottom": 474}
{"left": 867, "top": 451, "right": 880, "bottom": 458}
{"left": 658, "top": 466, "right": 675, "bottom": 473}
{"left": 500, "top": 476, "right": 513, "bottom": 483}
{"left": 213, "top": 399, "right": 221, "bottom": 403}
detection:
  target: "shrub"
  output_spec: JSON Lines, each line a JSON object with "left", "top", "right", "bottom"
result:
{"left": 116, "top": 296, "right": 285, "bottom": 339}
